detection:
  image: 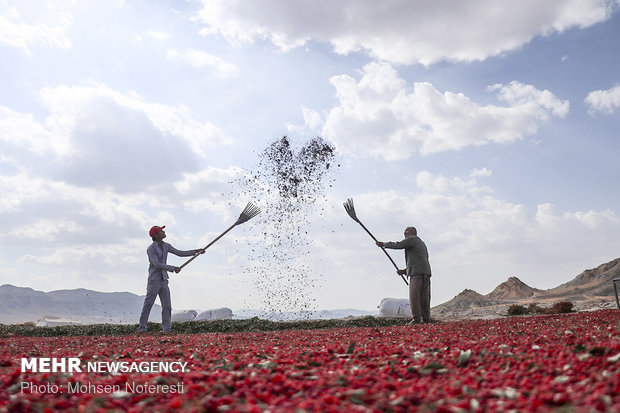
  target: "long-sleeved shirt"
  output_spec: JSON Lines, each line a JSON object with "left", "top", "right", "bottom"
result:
{"left": 147, "top": 242, "right": 197, "bottom": 281}
{"left": 383, "top": 235, "right": 431, "bottom": 276}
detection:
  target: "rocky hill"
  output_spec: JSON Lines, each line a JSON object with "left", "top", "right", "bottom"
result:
{"left": 544, "top": 257, "right": 620, "bottom": 299}
{"left": 486, "top": 276, "right": 542, "bottom": 300}
{"left": 436, "top": 289, "right": 493, "bottom": 311}
{"left": 433, "top": 257, "right": 620, "bottom": 320}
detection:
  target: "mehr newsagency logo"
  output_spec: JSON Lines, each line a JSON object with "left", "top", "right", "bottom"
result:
{"left": 19, "top": 357, "right": 187, "bottom": 395}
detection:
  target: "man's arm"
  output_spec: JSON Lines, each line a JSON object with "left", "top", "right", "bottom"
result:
{"left": 376, "top": 238, "right": 414, "bottom": 250}
{"left": 165, "top": 244, "right": 206, "bottom": 274}
{"left": 167, "top": 244, "right": 202, "bottom": 257}
{"left": 375, "top": 240, "right": 409, "bottom": 276}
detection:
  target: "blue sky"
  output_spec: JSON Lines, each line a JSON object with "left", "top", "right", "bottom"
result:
{"left": 1, "top": 0, "right": 619, "bottom": 313}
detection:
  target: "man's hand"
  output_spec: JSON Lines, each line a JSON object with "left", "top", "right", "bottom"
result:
{"left": 196, "top": 248, "right": 206, "bottom": 255}
{"left": 376, "top": 241, "right": 384, "bottom": 248}
{"left": 397, "top": 269, "right": 406, "bottom": 276}
{"left": 174, "top": 267, "right": 181, "bottom": 273}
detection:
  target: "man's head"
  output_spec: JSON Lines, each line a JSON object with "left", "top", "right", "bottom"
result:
{"left": 149, "top": 225, "right": 166, "bottom": 241}
{"left": 404, "top": 226, "right": 417, "bottom": 237}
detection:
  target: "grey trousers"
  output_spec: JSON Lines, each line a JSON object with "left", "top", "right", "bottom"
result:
{"left": 409, "top": 275, "right": 431, "bottom": 323}
{"left": 138, "top": 278, "right": 172, "bottom": 332}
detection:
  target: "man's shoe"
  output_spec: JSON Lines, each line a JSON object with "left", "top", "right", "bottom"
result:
{"left": 408, "top": 319, "right": 422, "bottom": 325}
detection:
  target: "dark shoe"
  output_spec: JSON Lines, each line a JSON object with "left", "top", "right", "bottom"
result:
{"left": 408, "top": 319, "right": 422, "bottom": 325}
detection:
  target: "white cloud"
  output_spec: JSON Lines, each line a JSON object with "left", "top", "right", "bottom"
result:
{"left": 18, "top": 243, "right": 143, "bottom": 282}
{"left": 193, "top": 0, "right": 617, "bottom": 65}
{"left": 166, "top": 48, "right": 239, "bottom": 78}
{"left": 39, "top": 82, "right": 231, "bottom": 157}
{"left": 13, "top": 218, "right": 81, "bottom": 241}
{"left": 322, "top": 62, "right": 569, "bottom": 159}
{"left": 300, "top": 107, "right": 322, "bottom": 130}
{"left": 585, "top": 84, "right": 620, "bottom": 114}
{"left": 286, "top": 107, "right": 323, "bottom": 134}
{"left": 132, "top": 34, "right": 144, "bottom": 45}
{"left": 0, "top": 82, "right": 231, "bottom": 192}
{"left": 0, "top": 172, "right": 150, "bottom": 247}
{"left": 470, "top": 168, "right": 492, "bottom": 178}
{"left": 0, "top": 106, "right": 60, "bottom": 156}
{"left": 536, "top": 202, "right": 619, "bottom": 230}
{"left": 0, "top": 172, "right": 49, "bottom": 214}
{"left": 175, "top": 166, "right": 240, "bottom": 195}
{"left": 147, "top": 30, "right": 170, "bottom": 41}
{"left": 489, "top": 82, "right": 570, "bottom": 117}
{"left": 175, "top": 166, "right": 244, "bottom": 217}
{"left": 0, "top": 3, "right": 71, "bottom": 54}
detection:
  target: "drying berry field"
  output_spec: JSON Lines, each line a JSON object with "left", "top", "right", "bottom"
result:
{"left": 2, "top": 310, "right": 618, "bottom": 412}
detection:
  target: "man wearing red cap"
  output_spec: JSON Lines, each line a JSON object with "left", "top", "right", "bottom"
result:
{"left": 138, "top": 225, "right": 205, "bottom": 333}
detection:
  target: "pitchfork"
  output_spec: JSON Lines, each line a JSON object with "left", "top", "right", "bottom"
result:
{"left": 343, "top": 198, "right": 408, "bottom": 285}
{"left": 179, "top": 202, "right": 261, "bottom": 270}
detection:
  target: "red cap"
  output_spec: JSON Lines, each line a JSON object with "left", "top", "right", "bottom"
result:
{"left": 149, "top": 225, "right": 165, "bottom": 237}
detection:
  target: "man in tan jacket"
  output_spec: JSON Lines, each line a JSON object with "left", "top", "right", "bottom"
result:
{"left": 376, "top": 226, "right": 432, "bottom": 323}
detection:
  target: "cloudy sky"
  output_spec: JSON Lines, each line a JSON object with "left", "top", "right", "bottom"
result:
{"left": 2, "top": 0, "right": 620, "bottom": 313}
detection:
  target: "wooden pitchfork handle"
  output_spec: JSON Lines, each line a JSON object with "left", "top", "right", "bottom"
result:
{"left": 356, "top": 221, "right": 409, "bottom": 286}
{"left": 178, "top": 222, "right": 237, "bottom": 270}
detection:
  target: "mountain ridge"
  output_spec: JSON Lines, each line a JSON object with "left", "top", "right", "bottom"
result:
{"left": 434, "top": 257, "right": 619, "bottom": 317}
{"left": 0, "top": 285, "right": 161, "bottom": 325}
{"left": 0, "top": 284, "right": 377, "bottom": 324}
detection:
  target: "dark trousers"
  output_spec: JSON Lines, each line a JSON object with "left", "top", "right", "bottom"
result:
{"left": 409, "top": 275, "right": 431, "bottom": 322}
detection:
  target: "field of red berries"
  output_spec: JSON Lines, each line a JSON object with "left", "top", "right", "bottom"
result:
{"left": 1, "top": 309, "right": 618, "bottom": 412}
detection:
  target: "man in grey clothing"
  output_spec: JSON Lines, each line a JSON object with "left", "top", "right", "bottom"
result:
{"left": 376, "top": 226, "right": 432, "bottom": 323}
{"left": 138, "top": 225, "right": 204, "bottom": 333}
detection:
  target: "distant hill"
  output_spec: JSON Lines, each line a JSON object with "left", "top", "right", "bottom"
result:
{"left": 0, "top": 284, "right": 377, "bottom": 325}
{"left": 486, "top": 276, "right": 542, "bottom": 300}
{"left": 0, "top": 285, "right": 160, "bottom": 324}
{"left": 434, "top": 289, "right": 493, "bottom": 312}
{"left": 434, "top": 278, "right": 542, "bottom": 315}
{"left": 544, "top": 257, "right": 620, "bottom": 299}
{"left": 433, "top": 257, "right": 620, "bottom": 318}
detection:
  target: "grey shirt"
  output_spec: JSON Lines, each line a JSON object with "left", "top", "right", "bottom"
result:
{"left": 147, "top": 242, "right": 197, "bottom": 281}
{"left": 383, "top": 235, "right": 431, "bottom": 276}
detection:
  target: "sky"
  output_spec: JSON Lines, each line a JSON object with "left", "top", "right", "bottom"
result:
{"left": 1, "top": 0, "right": 620, "bottom": 313}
